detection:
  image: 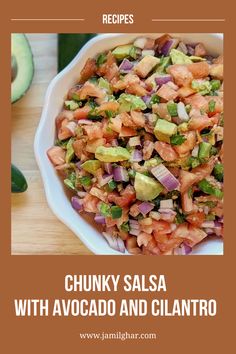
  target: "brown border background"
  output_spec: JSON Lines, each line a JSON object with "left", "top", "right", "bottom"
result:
{"left": 1, "top": 1, "right": 234, "bottom": 353}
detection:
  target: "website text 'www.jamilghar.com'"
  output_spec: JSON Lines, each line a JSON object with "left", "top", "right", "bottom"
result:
{"left": 79, "top": 331, "right": 157, "bottom": 341}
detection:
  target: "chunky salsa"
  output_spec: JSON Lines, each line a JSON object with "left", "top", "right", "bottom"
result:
{"left": 47, "top": 34, "right": 224, "bottom": 255}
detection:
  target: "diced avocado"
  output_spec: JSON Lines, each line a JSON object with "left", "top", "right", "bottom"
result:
{"left": 118, "top": 93, "right": 147, "bottom": 112}
{"left": 11, "top": 34, "right": 34, "bottom": 103}
{"left": 213, "top": 163, "right": 223, "bottom": 182}
{"left": 65, "top": 100, "right": 79, "bottom": 110}
{"left": 198, "top": 142, "right": 212, "bottom": 160}
{"left": 189, "top": 56, "right": 206, "bottom": 62}
{"left": 112, "top": 44, "right": 136, "bottom": 60}
{"left": 170, "top": 49, "right": 192, "bottom": 65}
{"left": 95, "top": 146, "right": 130, "bottom": 162}
{"left": 156, "top": 56, "right": 171, "bottom": 73}
{"left": 65, "top": 138, "right": 75, "bottom": 163}
{"left": 178, "top": 122, "right": 189, "bottom": 133}
{"left": 81, "top": 160, "right": 101, "bottom": 175}
{"left": 154, "top": 119, "right": 177, "bottom": 143}
{"left": 98, "top": 77, "right": 111, "bottom": 94}
{"left": 191, "top": 80, "right": 211, "bottom": 95}
{"left": 134, "top": 172, "right": 163, "bottom": 201}
{"left": 144, "top": 157, "right": 163, "bottom": 169}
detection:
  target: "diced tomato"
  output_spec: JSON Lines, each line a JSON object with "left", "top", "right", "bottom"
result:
{"left": 184, "top": 93, "right": 208, "bottom": 110}
{"left": 209, "top": 64, "right": 223, "bottom": 80}
{"left": 186, "top": 212, "right": 205, "bottom": 227}
{"left": 137, "top": 232, "right": 152, "bottom": 247}
{"left": 152, "top": 220, "right": 172, "bottom": 235}
{"left": 83, "top": 122, "right": 103, "bottom": 140}
{"left": 83, "top": 194, "right": 100, "bottom": 213}
{"left": 119, "top": 126, "right": 137, "bottom": 137}
{"left": 155, "top": 34, "right": 172, "bottom": 51}
{"left": 79, "top": 82, "right": 105, "bottom": 100}
{"left": 126, "top": 82, "right": 147, "bottom": 96}
{"left": 108, "top": 185, "right": 136, "bottom": 208}
{"left": 157, "top": 83, "right": 178, "bottom": 101}
{"left": 213, "top": 55, "right": 223, "bottom": 65}
{"left": 97, "top": 101, "right": 120, "bottom": 115}
{"left": 178, "top": 86, "right": 195, "bottom": 98}
{"left": 102, "top": 120, "right": 118, "bottom": 141}
{"left": 120, "top": 112, "right": 136, "bottom": 128}
{"left": 79, "top": 58, "right": 97, "bottom": 83}
{"left": 185, "top": 225, "right": 207, "bottom": 246}
{"left": 130, "top": 111, "right": 146, "bottom": 127}
{"left": 47, "top": 146, "right": 66, "bottom": 166}
{"left": 129, "top": 202, "right": 141, "bottom": 217}
{"left": 179, "top": 170, "right": 198, "bottom": 194}
{"left": 205, "top": 96, "right": 223, "bottom": 114}
{"left": 187, "top": 61, "right": 209, "bottom": 79}
{"left": 85, "top": 138, "right": 106, "bottom": 153}
{"left": 194, "top": 43, "right": 207, "bottom": 57}
{"left": 143, "top": 141, "right": 154, "bottom": 160}
{"left": 145, "top": 237, "right": 161, "bottom": 255}
{"left": 188, "top": 114, "right": 217, "bottom": 131}
{"left": 152, "top": 103, "right": 171, "bottom": 120}
{"left": 154, "top": 141, "right": 178, "bottom": 162}
{"left": 191, "top": 156, "right": 217, "bottom": 182}
{"left": 158, "top": 237, "right": 183, "bottom": 253}
{"left": 73, "top": 106, "right": 91, "bottom": 120}
{"left": 167, "top": 64, "right": 193, "bottom": 87}
{"left": 105, "top": 217, "right": 117, "bottom": 228}
{"left": 126, "top": 235, "right": 141, "bottom": 255}
{"left": 73, "top": 139, "right": 86, "bottom": 158}
{"left": 173, "top": 131, "right": 196, "bottom": 156}
{"left": 172, "top": 223, "right": 189, "bottom": 239}
{"left": 181, "top": 191, "right": 194, "bottom": 214}
{"left": 97, "top": 52, "right": 119, "bottom": 81}
{"left": 109, "top": 115, "right": 122, "bottom": 133}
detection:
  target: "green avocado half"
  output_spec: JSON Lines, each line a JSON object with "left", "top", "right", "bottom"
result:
{"left": 11, "top": 34, "right": 34, "bottom": 103}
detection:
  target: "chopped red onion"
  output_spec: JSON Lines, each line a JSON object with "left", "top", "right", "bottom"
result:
{"left": 130, "top": 149, "right": 143, "bottom": 162}
{"left": 128, "top": 136, "right": 141, "bottom": 147}
{"left": 160, "top": 38, "right": 179, "bottom": 56}
{"left": 129, "top": 219, "right": 140, "bottom": 229}
{"left": 94, "top": 214, "right": 106, "bottom": 224}
{"left": 77, "top": 190, "right": 87, "bottom": 198}
{"left": 99, "top": 174, "right": 113, "bottom": 187}
{"left": 77, "top": 119, "right": 93, "bottom": 125}
{"left": 111, "top": 139, "right": 118, "bottom": 146}
{"left": 151, "top": 164, "right": 180, "bottom": 191}
{"left": 159, "top": 209, "right": 176, "bottom": 222}
{"left": 218, "top": 217, "right": 224, "bottom": 224}
{"left": 75, "top": 161, "right": 82, "bottom": 169}
{"left": 205, "top": 228, "right": 214, "bottom": 234}
{"left": 129, "top": 228, "right": 140, "bottom": 236}
{"left": 138, "top": 202, "right": 154, "bottom": 215}
{"left": 186, "top": 44, "right": 196, "bottom": 55}
{"left": 202, "top": 220, "right": 215, "bottom": 228}
{"left": 119, "top": 58, "right": 134, "bottom": 73}
{"left": 104, "top": 162, "right": 113, "bottom": 174}
{"left": 113, "top": 166, "right": 129, "bottom": 182}
{"left": 66, "top": 121, "right": 77, "bottom": 134}
{"left": 177, "top": 102, "right": 189, "bottom": 121}
{"left": 142, "top": 95, "right": 151, "bottom": 105}
{"left": 134, "top": 37, "right": 147, "bottom": 49}
{"left": 177, "top": 41, "right": 188, "bottom": 54}
{"left": 155, "top": 75, "right": 172, "bottom": 87}
{"left": 174, "top": 243, "right": 192, "bottom": 255}
{"left": 160, "top": 199, "right": 174, "bottom": 209}
{"left": 102, "top": 232, "right": 125, "bottom": 253}
{"left": 142, "top": 49, "right": 155, "bottom": 57}
{"left": 191, "top": 145, "right": 199, "bottom": 157}
{"left": 71, "top": 196, "right": 83, "bottom": 211}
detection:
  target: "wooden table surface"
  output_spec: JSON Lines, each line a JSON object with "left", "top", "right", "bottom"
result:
{"left": 11, "top": 34, "right": 92, "bottom": 255}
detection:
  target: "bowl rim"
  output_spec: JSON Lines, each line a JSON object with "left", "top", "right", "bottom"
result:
{"left": 34, "top": 33, "right": 224, "bottom": 255}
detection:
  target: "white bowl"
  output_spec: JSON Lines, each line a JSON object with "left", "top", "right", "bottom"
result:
{"left": 34, "top": 33, "right": 224, "bottom": 255}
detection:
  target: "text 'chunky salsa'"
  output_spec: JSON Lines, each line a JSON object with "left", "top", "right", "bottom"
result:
{"left": 47, "top": 34, "right": 224, "bottom": 255}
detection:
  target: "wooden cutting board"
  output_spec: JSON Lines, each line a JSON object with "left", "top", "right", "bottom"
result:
{"left": 11, "top": 34, "right": 92, "bottom": 255}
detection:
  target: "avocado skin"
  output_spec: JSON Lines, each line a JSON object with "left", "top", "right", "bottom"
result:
{"left": 11, "top": 164, "right": 28, "bottom": 193}
{"left": 11, "top": 34, "right": 34, "bottom": 103}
